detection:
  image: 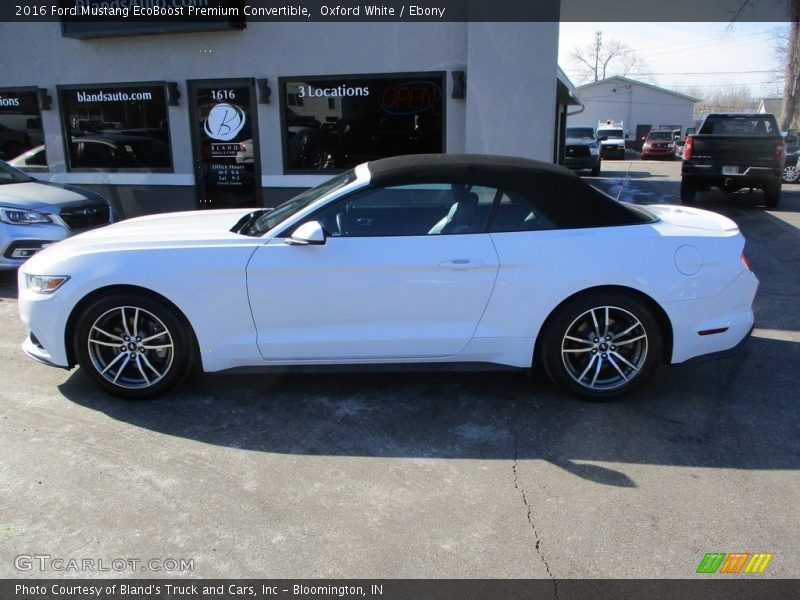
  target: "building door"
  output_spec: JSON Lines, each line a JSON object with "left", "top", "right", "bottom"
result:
{"left": 188, "top": 78, "right": 262, "bottom": 209}
{"left": 635, "top": 124, "right": 651, "bottom": 152}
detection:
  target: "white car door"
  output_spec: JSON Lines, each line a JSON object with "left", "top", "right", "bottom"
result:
{"left": 246, "top": 183, "right": 501, "bottom": 361}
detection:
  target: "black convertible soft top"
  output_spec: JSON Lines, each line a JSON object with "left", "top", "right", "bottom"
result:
{"left": 367, "top": 154, "right": 654, "bottom": 229}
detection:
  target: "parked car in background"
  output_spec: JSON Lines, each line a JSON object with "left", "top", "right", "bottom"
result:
{"left": 69, "top": 135, "right": 171, "bottom": 170}
{"left": 289, "top": 112, "right": 440, "bottom": 170}
{"left": 564, "top": 127, "right": 601, "bottom": 176}
{"left": 596, "top": 120, "right": 627, "bottom": 159}
{"left": 10, "top": 134, "right": 172, "bottom": 172}
{"left": 0, "top": 160, "right": 113, "bottom": 270}
{"left": 7, "top": 145, "right": 48, "bottom": 172}
{"left": 681, "top": 113, "right": 784, "bottom": 207}
{"left": 641, "top": 130, "right": 677, "bottom": 160}
{"left": 19, "top": 154, "right": 757, "bottom": 402}
{"left": 781, "top": 130, "right": 800, "bottom": 183}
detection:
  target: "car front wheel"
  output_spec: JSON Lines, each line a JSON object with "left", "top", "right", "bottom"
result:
{"left": 541, "top": 292, "right": 662, "bottom": 400}
{"left": 782, "top": 163, "right": 799, "bottom": 184}
{"left": 74, "top": 292, "right": 195, "bottom": 399}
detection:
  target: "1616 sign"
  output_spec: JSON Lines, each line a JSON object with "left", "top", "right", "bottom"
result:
{"left": 211, "top": 89, "right": 236, "bottom": 101}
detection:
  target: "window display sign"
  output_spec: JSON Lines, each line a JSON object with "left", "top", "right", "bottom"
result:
{"left": 58, "top": 82, "right": 172, "bottom": 171}
{"left": 188, "top": 79, "right": 261, "bottom": 209}
{"left": 281, "top": 73, "right": 445, "bottom": 172}
{"left": 0, "top": 88, "right": 43, "bottom": 163}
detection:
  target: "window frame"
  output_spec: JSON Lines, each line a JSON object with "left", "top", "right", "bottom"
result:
{"left": 57, "top": 80, "right": 174, "bottom": 173}
{"left": 278, "top": 71, "right": 447, "bottom": 175}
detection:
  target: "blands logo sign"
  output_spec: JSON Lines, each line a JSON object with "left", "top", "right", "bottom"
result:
{"left": 696, "top": 552, "right": 773, "bottom": 574}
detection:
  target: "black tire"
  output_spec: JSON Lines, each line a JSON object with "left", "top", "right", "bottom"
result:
{"left": 73, "top": 292, "right": 195, "bottom": 399}
{"left": 680, "top": 178, "right": 697, "bottom": 204}
{"left": 763, "top": 183, "right": 781, "bottom": 208}
{"left": 540, "top": 292, "right": 662, "bottom": 401}
{"left": 309, "top": 147, "right": 335, "bottom": 170}
{"left": 590, "top": 161, "right": 601, "bottom": 177}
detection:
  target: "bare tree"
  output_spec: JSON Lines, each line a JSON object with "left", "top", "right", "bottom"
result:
{"left": 732, "top": 0, "right": 800, "bottom": 129}
{"left": 678, "top": 84, "right": 758, "bottom": 121}
{"left": 780, "top": 6, "right": 800, "bottom": 130}
{"left": 569, "top": 31, "right": 651, "bottom": 84}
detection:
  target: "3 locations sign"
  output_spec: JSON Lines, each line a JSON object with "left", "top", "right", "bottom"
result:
{"left": 282, "top": 73, "right": 444, "bottom": 171}
{"left": 0, "top": 88, "right": 42, "bottom": 161}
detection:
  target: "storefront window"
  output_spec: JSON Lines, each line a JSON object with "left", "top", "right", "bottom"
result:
{"left": 0, "top": 88, "right": 44, "bottom": 168}
{"left": 281, "top": 73, "right": 445, "bottom": 172}
{"left": 58, "top": 82, "right": 172, "bottom": 171}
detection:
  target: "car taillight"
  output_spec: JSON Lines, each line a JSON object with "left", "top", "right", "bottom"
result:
{"left": 683, "top": 136, "right": 693, "bottom": 160}
{"left": 741, "top": 253, "right": 753, "bottom": 273}
{"left": 775, "top": 141, "right": 785, "bottom": 162}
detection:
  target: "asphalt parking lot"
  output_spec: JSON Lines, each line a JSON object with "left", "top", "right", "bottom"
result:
{"left": 1, "top": 160, "right": 798, "bottom": 581}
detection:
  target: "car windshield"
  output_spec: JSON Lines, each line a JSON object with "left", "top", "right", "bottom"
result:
{"left": 647, "top": 131, "right": 673, "bottom": 141}
{"left": 0, "top": 160, "right": 32, "bottom": 184}
{"left": 700, "top": 115, "right": 778, "bottom": 135}
{"left": 241, "top": 169, "right": 357, "bottom": 237}
{"left": 567, "top": 128, "right": 595, "bottom": 139}
{"left": 598, "top": 129, "right": 624, "bottom": 139}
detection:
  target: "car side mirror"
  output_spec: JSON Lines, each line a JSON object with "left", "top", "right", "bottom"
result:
{"left": 286, "top": 220, "right": 326, "bottom": 246}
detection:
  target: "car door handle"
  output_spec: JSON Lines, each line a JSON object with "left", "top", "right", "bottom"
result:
{"left": 438, "top": 259, "right": 486, "bottom": 270}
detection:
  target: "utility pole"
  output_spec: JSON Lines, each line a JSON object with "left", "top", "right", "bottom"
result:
{"left": 594, "top": 31, "right": 602, "bottom": 82}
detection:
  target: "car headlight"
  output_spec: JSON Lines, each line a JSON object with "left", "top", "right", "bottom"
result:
{"left": 590, "top": 147, "right": 600, "bottom": 156}
{"left": 25, "top": 274, "right": 70, "bottom": 294}
{"left": 0, "top": 208, "right": 52, "bottom": 225}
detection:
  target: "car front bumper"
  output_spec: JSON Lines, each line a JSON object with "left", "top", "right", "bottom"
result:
{"left": 564, "top": 154, "right": 600, "bottom": 170}
{"left": 600, "top": 146, "right": 626, "bottom": 159}
{"left": 0, "top": 222, "right": 69, "bottom": 270}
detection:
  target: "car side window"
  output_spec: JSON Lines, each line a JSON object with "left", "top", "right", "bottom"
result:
{"left": 79, "top": 142, "right": 119, "bottom": 168}
{"left": 311, "top": 183, "right": 496, "bottom": 237}
{"left": 488, "top": 192, "right": 554, "bottom": 233}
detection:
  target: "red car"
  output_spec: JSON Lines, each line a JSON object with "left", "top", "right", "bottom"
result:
{"left": 642, "top": 130, "right": 677, "bottom": 160}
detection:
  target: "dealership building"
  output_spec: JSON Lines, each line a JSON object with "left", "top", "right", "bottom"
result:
{"left": 1, "top": 18, "right": 575, "bottom": 217}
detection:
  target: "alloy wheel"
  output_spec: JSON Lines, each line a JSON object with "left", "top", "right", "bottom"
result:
{"left": 87, "top": 305, "right": 175, "bottom": 390}
{"left": 560, "top": 305, "right": 649, "bottom": 392}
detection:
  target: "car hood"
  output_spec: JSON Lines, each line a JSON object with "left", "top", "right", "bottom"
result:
{"left": 647, "top": 204, "right": 739, "bottom": 233}
{"left": 0, "top": 181, "right": 96, "bottom": 210}
{"left": 53, "top": 208, "right": 254, "bottom": 248}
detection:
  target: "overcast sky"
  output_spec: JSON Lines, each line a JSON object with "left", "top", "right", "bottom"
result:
{"left": 558, "top": 22, "right": 785, "bottom": 100}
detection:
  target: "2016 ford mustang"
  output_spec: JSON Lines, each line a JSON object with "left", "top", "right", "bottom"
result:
{"left": 18, "top": 154, "right": 758, "bottom": 400}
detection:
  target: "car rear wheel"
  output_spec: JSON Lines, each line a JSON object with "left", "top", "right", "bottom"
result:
{"left": 763, "top": 183, "right": 781, "bottom": 208}
{"left": 541, "top": 292, "right": 662, "bottom": 401}
{"left": 782, "top": 164, "right": 799, "bottom": 184}
{"left": 680, "top": 178, "right": 697, "bottom": 204}
{"left": 74, "top": 292, "right": 195, "bottom": 399}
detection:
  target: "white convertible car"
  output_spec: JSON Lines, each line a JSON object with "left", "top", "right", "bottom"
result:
{"left": 18, "top": 154, "right": 758, "bottom": 400}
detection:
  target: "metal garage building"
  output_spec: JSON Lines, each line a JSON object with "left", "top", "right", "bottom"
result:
{"left": 567, "top": 75, "right": 699, "bottom": 152}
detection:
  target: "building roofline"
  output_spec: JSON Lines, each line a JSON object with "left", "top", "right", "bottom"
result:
{"left": 576, "top": 75, "right": 701, "bottom": 103}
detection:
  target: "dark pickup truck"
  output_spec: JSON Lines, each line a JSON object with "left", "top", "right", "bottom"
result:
{"left": 680, "top": 113, "right": 784, "bottom": 207}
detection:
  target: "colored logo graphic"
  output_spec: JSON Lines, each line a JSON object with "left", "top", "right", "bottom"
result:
{"left": 696, "top": 552, "right": 773, "bottom": 574}
{"left": 204, "top": 103, "right": 245, "bottom": 141}
{"left": 380, "top": 81, "right": 441, "bottom": 115}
